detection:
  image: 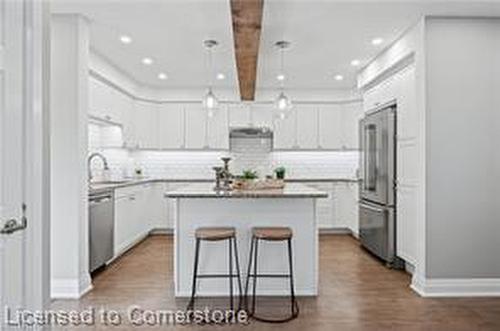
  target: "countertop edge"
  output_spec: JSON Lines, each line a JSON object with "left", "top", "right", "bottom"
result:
{"left": 89, "top": 178, "right": 359, "bottom": 195}
{"left": 164, "top": 193, "right": 330, "bottom": 199}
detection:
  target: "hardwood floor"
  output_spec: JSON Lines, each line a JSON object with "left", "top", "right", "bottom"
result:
{"left": 52, "top": 235, "right": 500, "bottom": 330}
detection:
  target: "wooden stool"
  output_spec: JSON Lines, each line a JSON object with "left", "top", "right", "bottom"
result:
{"left": 187, "top": 227, "right": 243, "bottom": 311}
{"left": 244, "top": 227, "right": 299, "bottom": 323}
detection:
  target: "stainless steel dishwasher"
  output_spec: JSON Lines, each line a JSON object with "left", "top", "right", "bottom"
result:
{"left": 89, "top": 191, "right": 114, "bottom": 273}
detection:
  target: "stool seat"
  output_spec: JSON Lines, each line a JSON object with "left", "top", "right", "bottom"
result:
{"left": 252, "top": 227, "right": 293, "bottom": 241}
{"left": 195, "top": 227, "right": 236, "bottom": 241}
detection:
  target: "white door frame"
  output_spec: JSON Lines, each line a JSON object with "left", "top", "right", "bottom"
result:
{"left": 23, "top": 0, "right": 51, "bottom": 313}
{"left": 1, "top": 0, "right": 51, "bottom": 317}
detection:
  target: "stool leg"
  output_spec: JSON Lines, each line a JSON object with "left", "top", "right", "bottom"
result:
{"left": 229, "top": 237, "right": 234, "bottom": 311}
{"left": 287, "top": 238, "right": 298, "bottom": 317}
{"left": 232, "top": 237, "right": 243, "bottom": 311}
{"left": 244, "top": 236, "right": 255, "bottom": 311}
{"left": 187, "top": 238, "right": 200, "bottom": 311}
{"left": 251, "top": 237, "right": 259, "bottom": 315}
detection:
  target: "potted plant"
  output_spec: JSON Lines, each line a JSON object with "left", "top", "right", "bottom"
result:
{"left": 274, "top": 166, "right": 286, "bottom": 180}
{"left": 242, "top": 170, "right": 258, "bottom": 181}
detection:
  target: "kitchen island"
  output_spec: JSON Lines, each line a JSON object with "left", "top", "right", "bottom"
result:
{"left": 165, "top": 182, "right": 328, "bottom": 297}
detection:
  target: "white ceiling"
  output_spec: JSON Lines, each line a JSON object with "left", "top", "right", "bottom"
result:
{"left": 256, "top": 0, "right": 500, "bottom": 92}
{"left": 52, "top": 0, "right": 500, "bottom": 99}
{"left": 51, "top": 0, "right": 239, "bottom": 93}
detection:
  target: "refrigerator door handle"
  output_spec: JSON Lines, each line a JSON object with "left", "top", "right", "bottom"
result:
{"left": 359, "top": 202, "right": 386, "bottom": 214}
{"left": 364, "top": 124, "right": 377, "bottom": 191}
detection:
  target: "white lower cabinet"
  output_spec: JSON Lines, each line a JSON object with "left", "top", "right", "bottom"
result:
{"left": 149, "top": 182, "right": 169, "bottom": 230}
{"left": 113, "top": 182, "right": 188, "bottom": 258}
{"left": 308, "top": 182, "right": 335, "bottom": 228}
{"left": 114, "top": 184, "right": 159, "bottom": 257}
{"left": 114, "top": 187, "right": 145, "bottom": 256}
{"left": 306, "top": 181, "right": 359, "bottom": 233}
{"left": 334, "top": 182, "right": 359, "bottom": 236}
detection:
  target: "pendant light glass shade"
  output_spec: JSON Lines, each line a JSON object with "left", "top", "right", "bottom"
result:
{"left": 203, "top": 87, "right": 218, "bottom": 111}
{"left": 274, "top": 41, "right": 292, "bottom": 115}
{"left": 274, "top": 91, "right": 292, "bottom": 112}
{"left": 202, "top": 40, "right": 219, "bottom": 113}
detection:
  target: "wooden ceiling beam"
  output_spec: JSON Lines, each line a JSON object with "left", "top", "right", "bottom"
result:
{"left": 230, "top": 0, "right": 264, "bottom": 101}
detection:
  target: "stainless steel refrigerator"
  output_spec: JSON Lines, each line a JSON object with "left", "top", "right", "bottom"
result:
{"left": 359, "top": 103, "right": 400, "bottom": 267}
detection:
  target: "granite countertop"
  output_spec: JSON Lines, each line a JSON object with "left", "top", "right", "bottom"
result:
{"left": 164, "top": 182, "right": 329, "bottom": 199}
{"left": 89, "top": 177, "right": 359, "bottom": 195}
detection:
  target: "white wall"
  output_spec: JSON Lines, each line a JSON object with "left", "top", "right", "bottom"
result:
{"left": 50, "top": 14, "right": 91, "bottom": 299}
{"left": 425, "top": 18, "right": 500, "bottom": 279}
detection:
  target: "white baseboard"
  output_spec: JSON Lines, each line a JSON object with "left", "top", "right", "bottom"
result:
{"left": 111, "top": 232, "right": 150, "bottom": 261}
{"left": 149, "top": 228, "right": 173, "bottom": 235}
{"left": 411, "top": 274, "right": 500, "bottom": 297}
{"left": 51, "top": 273, "right": 93, "bottom": 299}
{"left": 319, "top": 227, "right": 351, "bottom": 235}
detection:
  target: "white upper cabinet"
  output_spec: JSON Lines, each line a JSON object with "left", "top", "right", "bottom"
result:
{"left": 185, "top": 104, "right": 208, "bottom": 149}
{"left": 363, "top": 77, "right": 396, "bottom": 112}
{"left": 158, "top": 104, "right": 185, "bottom": 149}
{"left": 250, "top": 104, "right": 274, "bottom": 128}
{"left": 133, "top": 101, "right": 159, "bottom": 149}
{"left": 88, "top": 76, "right": 125, "bottom": 124}
{"left": 89, "top": 77, "right": 108, "bottom": 118}
{"left": 273, "top": 109, "right": 297, "bottom": 149}
{"left": 228, "top": 103, "right": 251, "bottom": 127}
{"left": 207, "top": 105, "right": 229, "bottom": 149}
{"left": 120, "top": 94, "right": 135, "bottom": 149}
{"left": 341, "top": 101, "right": 363, "bottom": 150}
{"left": 318, "top": 105, "right": 343, "bottom": 150}
{"left": 296, "top": 105, "right": 319, "bottom": 149}
{"left": 89, "top": 72, "right": 363, "bottom": 152}
{"left": 272, "top": 101, "right": 362, "bottom": 150}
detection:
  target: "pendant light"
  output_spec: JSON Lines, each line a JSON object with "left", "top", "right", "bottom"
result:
{"left": 202, "top": 40, "right": 219, "bottom": 115}
{"left": 274, "top": 40, "right": 292, "bottom": 114}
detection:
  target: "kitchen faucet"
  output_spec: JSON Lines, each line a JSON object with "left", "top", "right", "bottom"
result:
{"left": 88, "top": 152, "right": 109, "bottom": 182}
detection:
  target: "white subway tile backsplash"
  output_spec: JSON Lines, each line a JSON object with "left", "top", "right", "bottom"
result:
{"left": 88, "top": 125, "right": 359, "bottom": 180}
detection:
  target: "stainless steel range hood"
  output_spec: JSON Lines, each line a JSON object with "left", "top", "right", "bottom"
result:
{"left": 229, "top": 127, "right": 273, "bottom": 139}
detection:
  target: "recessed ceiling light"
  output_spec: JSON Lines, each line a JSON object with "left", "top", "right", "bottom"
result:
{"left": 216, "top": 73, "right": 225, "bottom": 80}
{"left": 276, "top": 74, "right": 286, "bottom": 81}
{"left": 142, "top": 57, "right": 153, "bottom": 65}
{"left": 158, "top": 73, "right": 168, "bottom": 80}
{"left": 120, "top": 35, "right": 132, "bottom": 44}
{"left": 334, "top": 74, "right": 344, "bottom": 81}
{"left": 350, "top": 59, "right": 361, "bottom": 67}
{"left": 371, "top": 38, "right": 384, "bottom": 45}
